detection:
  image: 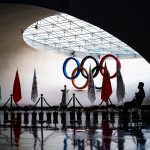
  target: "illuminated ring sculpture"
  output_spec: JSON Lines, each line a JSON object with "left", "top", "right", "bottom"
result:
{"left": 63, "top": 54, "right": 121, "bottom": 89}
{"left": 63, "top": 57, "right": 80, "bottom": 79}
{"left": 71, "top": 67, "right": 88, "bottom": 89}
{"left": 80, "top": 56, "right": 99, "bottom": 78}
{"left": 100, "top": 54, "right": 121, "bottom": 78}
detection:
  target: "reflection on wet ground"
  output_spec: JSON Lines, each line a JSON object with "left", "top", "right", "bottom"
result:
{"left": 0, "top": 111, "right": 150, "bottom": 150}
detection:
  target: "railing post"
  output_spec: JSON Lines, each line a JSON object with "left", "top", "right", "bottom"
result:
{"left": 40, "top": 94, "right": 44, "bottom": 146}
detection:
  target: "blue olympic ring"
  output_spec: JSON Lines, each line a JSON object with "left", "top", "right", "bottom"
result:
{"left": 63, "top": 57, "right": 80, "bottom": 79}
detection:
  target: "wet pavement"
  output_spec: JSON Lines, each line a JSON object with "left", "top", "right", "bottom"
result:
{"left": 0, "top": 111, "right": 150, "bottom": 150}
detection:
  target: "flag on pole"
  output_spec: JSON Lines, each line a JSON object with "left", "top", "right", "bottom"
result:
{"left": 0, "top": 85, "right": 2, "bottom": 100}
{"left": 116, "top": 63, "right": 125, "bottom": 103}
{"left": 31, "top": 69, "right": 38, "bottom": 103}
{"left": 88, "top": 64, "right": 96, "bottom": 105}
{"left": 13, "top": 70, "right": 22, "bottom": 103}
{"left": 101, "top": 62, "right": 112, "bottom": 103}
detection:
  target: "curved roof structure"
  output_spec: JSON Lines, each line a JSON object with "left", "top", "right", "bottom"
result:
{"left": 23, "top": 13, "right": 140, "bottom": 58}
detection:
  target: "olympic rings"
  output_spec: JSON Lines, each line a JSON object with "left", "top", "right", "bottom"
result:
{"left": 80, "top": 56, "right": 99, "bottom": 78}
{"left": 63, "top": 57, "right": 80, "bottom": 79}
{"left": 62, "top": 54, "right": 121, "bottom": 89}
{"left": 99, "top": 54, "right": 121, "bottom": 79}
{"left": 71, "top": 67, "right": 88, "bottom": 89}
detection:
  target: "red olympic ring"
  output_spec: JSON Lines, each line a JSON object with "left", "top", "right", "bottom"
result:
{"left": 100, "top": 54, "right": 121, "bottom": 78}
{"left": 71, "top": 67, "right": 88, "bottom": 89}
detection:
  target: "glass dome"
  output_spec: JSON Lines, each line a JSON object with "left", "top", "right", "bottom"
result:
{"left": 23, "top": 13, "right": 140, "bottom": 58}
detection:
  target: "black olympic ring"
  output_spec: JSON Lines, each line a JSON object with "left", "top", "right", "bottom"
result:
{"left": 80, "top": 56, "right": 100, "bottom": 79}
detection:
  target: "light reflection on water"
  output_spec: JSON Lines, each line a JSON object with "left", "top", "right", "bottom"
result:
{"left": 0, "top": 111, "right": 150, "bottom": 150}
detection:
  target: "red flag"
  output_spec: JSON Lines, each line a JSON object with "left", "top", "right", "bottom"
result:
{"left": 13, "top": 70, "right": 22, "bottom": 103}
{"left": 101, "top": 63, "right": 112, "bottom": 103}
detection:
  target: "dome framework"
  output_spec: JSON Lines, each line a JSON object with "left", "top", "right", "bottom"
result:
{"left": 23, "top": 13, "right": 140, "bottom": 59}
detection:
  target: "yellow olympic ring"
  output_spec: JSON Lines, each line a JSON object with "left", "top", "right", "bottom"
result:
{"left": 71, "top": 67, "right": 88, "bottom": 89}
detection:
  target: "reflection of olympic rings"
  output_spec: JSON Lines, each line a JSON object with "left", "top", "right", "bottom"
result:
{"left": 63, "top": 54, "right": 121, "bottom": 89}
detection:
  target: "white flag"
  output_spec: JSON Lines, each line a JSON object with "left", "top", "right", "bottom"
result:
{"left": 0, "top": 85, "right": 2, "bottom": 100}
{"left": 116, "top": 63, "right": 125, "bottom": 103}
{"left": 88, "top": 64, "right": 96, "bottom": 105}
{"left": 31, "top": 69, "right": 38, "bottom": 103}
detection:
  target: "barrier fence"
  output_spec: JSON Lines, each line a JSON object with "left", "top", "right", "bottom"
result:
{"left": 0, "top": 93, "right": 150, "bottom": 129}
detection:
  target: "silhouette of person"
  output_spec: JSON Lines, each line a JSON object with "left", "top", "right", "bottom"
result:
{"left": 124, "top": 82, "right": 145, "bottom": 111}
